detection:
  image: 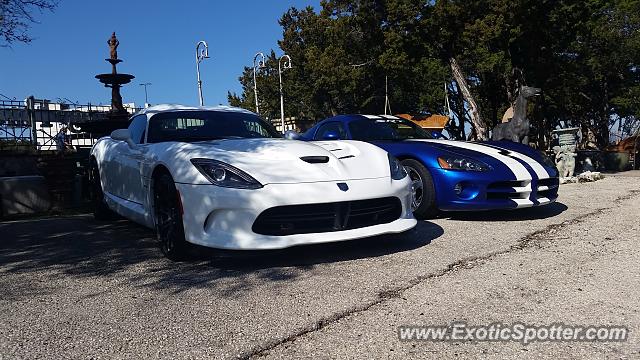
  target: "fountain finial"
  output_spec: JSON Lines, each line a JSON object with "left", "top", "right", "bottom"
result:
{"left": 108, "top": 32, "right": 119, "bottom": 61}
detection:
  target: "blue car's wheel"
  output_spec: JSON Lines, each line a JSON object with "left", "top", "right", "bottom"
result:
{"left": 401, "top": 159, "right": 437, "bottom": 220}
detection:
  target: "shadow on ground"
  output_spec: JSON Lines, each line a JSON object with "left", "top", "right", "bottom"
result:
{"left": 441, "top": 201, "right": 568, "bottom": 221}
{"left": 0, "top": 215, "right": 441, "bottom": 297}
{"left": 200, "top": 220, "right": 442, "bottom": 269}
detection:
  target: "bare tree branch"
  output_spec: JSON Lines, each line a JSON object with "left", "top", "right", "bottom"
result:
{"left": 0, "top": 0, "right": 58, "bottom": 47}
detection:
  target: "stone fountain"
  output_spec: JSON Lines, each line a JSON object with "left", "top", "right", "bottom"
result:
{"left": 77, "top": 32, "right": 135, "bottom": 136}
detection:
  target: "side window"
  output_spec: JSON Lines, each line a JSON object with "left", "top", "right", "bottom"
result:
{"left": 314, "top": 122, "right": 346, "bottom": 140}
{"left": 128, "top": 115, "right": 147, "bottom": 144}
{"left": 348, "top": 120, "right": 370, "bottom": 140}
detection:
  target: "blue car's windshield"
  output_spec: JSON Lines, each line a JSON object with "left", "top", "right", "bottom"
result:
{"left": 147, "top": 110, "right": 280, "bottom": 143}
{"left": 348, "top": 118, "right": 434, "bottom": 141}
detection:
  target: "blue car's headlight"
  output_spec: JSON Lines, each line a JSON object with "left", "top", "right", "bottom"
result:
{"left": 190, "top": 159, "right": 263, "bottom": 189}
{"left": 437, "top": 156, "right": 490, "bottom": 172}
{"left": 388, "top": 154, "right": 407, "bottom": 180}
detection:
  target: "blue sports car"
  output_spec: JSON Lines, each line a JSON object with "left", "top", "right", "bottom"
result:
{"left": 298, "top": 114, "right": 559, "bottom": 219}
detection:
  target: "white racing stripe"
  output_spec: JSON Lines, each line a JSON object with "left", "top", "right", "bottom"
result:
{"left": 513, "top": 198, "right": 535, "bottom": 207}
{"left": 486, "top": 144, "right": 551, "bottom": 179}
{"left": 413, "top": 139, "right": 532, "bottom": 180}
{"left": 363, "top": 114, "right": 401, "bottom": 120}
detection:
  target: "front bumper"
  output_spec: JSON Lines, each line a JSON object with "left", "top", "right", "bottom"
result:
{"left": 175, "top": 177, "right": 416, "bottom": 250}
{"left": 430, "top": 168, "right": 559, "bottom": 211}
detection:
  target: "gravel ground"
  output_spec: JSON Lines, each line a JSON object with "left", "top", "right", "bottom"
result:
{"left": 1, "top": 175, "right": 639, "bottom": 359}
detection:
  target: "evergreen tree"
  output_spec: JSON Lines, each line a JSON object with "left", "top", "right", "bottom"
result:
{"left": 228, "top": 0, "right": 640, "bottom": 147}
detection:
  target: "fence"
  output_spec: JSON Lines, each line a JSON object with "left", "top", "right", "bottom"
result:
{"left": 0, "top": 98, "right": 141, "bottom": 152}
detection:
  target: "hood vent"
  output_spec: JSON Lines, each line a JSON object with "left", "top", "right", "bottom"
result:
{"left": 300, "top": 156, "right": 329, "bottom": 164}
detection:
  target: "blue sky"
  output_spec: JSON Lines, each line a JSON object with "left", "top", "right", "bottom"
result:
{"left": 0, "top": 0, "right": 320, "bottom": 107}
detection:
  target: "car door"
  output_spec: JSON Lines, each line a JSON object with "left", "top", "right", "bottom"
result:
{"left": 113, "top": 114, "right": 148, "bottom": 204}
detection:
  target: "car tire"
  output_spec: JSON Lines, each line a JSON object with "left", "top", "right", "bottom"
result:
{"left": 89, "top": 159, "right": 117, "bottom": 220}
{"left": 154, "top": 172, "right": 190, "bottom": 261}
{"left": 401, "top": 159, "right": 438, "bottom": 220}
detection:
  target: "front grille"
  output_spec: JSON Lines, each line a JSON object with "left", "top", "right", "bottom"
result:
{"left": 487, "top": 180, "right": 528, "bottom": 189}
{"left": 252, "top": 197, "right": 402, "bottom": 236}
{"left": 536, "top": 177, "right": 559, "bottom": 199}
{"left": 486, "top": 180, "right": 530, "bottom": 200}
{"left": 537, "top": 189, "right": 554, "bottom": 198}
{"left": 486, "top": 192, "right": 529, "bottom": 200}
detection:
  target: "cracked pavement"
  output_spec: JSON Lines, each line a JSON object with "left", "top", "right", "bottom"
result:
{"left": 1, "top": 175, "right": 639, "bottom": 359}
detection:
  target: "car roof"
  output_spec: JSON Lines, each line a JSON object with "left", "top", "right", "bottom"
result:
{"left": 326, "top": 114, "right": 403, "bottom": 121}
{"left": 359, "top": 115, "right": 404, "bottom": 120}
{"left": 137, "top": 104, "right": 256, "bottom": 117}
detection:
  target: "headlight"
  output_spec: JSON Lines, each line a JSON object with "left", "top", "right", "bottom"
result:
{"left": 437, "top": 156, "right": 490, "bottom": 171}
{"left": 388, "top": 154, "right": 407, "bottom": 180}
{"left": 190, "top": 159, "right": 263, "bottom": 189}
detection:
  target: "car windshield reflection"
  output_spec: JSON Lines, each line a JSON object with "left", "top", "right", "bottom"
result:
{"left": 146, "top": 110, "right": 280, "bottom": 143}
{"left": 348, "top": 118, "right": 434, "bottom": 141}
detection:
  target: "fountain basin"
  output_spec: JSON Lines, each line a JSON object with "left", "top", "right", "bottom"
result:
{"left": 95, "top": 73, "right": 135, "bottom": 86}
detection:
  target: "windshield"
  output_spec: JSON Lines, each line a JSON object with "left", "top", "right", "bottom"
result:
{"left": 147, "top": 110, "right": 280, "bottom": 143}
{"left": 348, "top": 118, "right": 433, "bottom": 141}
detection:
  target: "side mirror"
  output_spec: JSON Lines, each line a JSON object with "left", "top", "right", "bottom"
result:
{"left": 110, "top": 129, "right": 136, "bottom": 149}
{"left": 284, "top": 130, "right": 300, "bottom": 140}
{"left": 323, "top": 131, "right": 340, "bottom": 140}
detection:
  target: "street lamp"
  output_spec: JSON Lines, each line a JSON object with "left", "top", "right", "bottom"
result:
{"left": 139, "top": 83, "right": 152, "bottom": 107}
{"left": 278, "top": 54, "right": 292, "bottom": 133}
{"left": 252, "top": 52, "right": 266, "bottom": 114}
{"left": 195, "top": 40, "right": 210, "bottom": 106}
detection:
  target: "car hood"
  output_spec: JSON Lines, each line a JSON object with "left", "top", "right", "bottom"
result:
{"left": 162, "top": 138, "right": 391, "bottom": 185}
{"left": 404, "top": 139, "right": 555, "bottom": 179}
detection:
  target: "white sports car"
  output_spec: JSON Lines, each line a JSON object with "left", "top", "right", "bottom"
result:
{"left": 89, "top": 105, "right": 416, "bottom": 259}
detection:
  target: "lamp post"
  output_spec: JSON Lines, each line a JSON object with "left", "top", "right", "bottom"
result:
{"left": 252, "top": 52, "right": 266, "bottom": 114}
{"left": 139, "top": 83, "right": 152, "bottom": 107}
{"left": 278, "top": 54, "right": 292, "bottom": 133}
{"left": 195, "top": 40, "right": 209, "bottom": 106}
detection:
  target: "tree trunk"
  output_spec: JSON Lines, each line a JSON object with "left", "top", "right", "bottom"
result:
{"left": 598, "top": 81, "right": 610, "bottom": 147}
{"left": 535, "top": 93, "right": 547, "bottom": 150}
{"left": 447, "top": 81, "right": 465, "bottom": 140}
{"left": 449, "top": 58, "right": 487, "bottom": 140}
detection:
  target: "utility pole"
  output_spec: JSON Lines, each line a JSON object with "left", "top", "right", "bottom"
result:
{"left": 140, "top": 83, "right": 152, "bottom": 107}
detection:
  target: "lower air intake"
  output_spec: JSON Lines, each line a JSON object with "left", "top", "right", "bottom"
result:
{"left": 252, "top": 197, "right": 402, "bottom": 236}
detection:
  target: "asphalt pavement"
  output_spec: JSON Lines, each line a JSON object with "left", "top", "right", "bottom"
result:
{"left": 1, "top": 175, "right": 639, "bottom": 359}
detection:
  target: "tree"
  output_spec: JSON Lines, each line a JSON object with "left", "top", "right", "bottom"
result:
{"left": 228, "top": 0, "right": 640, "bottom": 147}
{"left": 230, "top": 1, "right": 449, "bottom": 126}
{"left": 0, "top": 0, "right": 58, "bottom": 47}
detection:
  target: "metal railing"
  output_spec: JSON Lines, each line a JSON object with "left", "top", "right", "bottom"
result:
{"left": 0, "top": 100, "right": 32, "bottom": 151}
{"left": 0, "top": 98, "right": 142, "bottom": 152}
